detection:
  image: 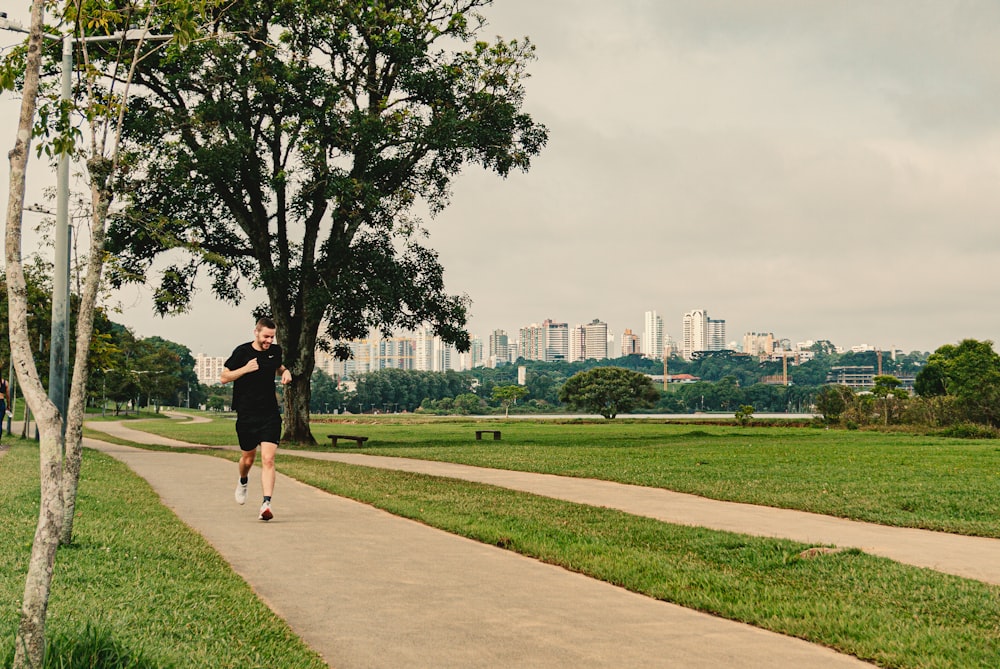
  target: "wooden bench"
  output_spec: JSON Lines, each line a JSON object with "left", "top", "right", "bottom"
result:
{"left": 328, "top": 434, "right": 369, "bottom": 447}
{"left": 475, "top": 430, "right": 501, "bottom": 441}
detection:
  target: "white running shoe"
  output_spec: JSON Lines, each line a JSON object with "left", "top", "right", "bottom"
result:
{"left": 235, "top": 481, "right": 248, "bottom": 505}
{"left": 259, "top": 500, "right": 273, "bottom": 521}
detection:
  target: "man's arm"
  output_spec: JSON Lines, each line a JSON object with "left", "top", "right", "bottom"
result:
{"left": 221, "top": 357, "right": 259, "bottom": 384}
{"left": 277, "top": 365, "right": 292, "bottom": 385}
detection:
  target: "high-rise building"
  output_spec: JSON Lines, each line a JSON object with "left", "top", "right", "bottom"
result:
{"left": 569, "top": 324, "right": 586, "bottom": 362}
{"left": 743, "top": 332, "right": 775, "bottom": 359}
{"left": 414, "top": 326, "right": 452, "bottom": 371}
{"left": 622, "top": 329, "right": 640, "bottom": 356}
{"left": 489, "top": 329, "right": 510, "bottom": 365}
{"left": 682, "top": 309, "right": 726, "bottom": 359}
{"left": 643, "top": 310, "right": 664, "bottom": 359}
{"left": 584, "top": 319, "right": 609, "bottom": 360}
{"left": 707, "top": 317, "right": 726, "bottom": 352}
{"left": 194, "top": 354, "right": 227, "bottom": 386}
{"left": 518, "top": 323, "right": 545, "bottom": 361}
{"left": 377, "top": 336, "right": 415, "bottom": 370}
{"left": 682, "top": 309, "right": 707, "bottom": 359}
{"left": 542, "top": 319, "right": 569, "bottom": 362}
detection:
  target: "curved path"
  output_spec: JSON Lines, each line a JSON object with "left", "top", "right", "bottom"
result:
{"left": 85, "top": 415, "right": 977, "bottom": 668}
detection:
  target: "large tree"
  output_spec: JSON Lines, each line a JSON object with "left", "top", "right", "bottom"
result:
{"left": 106, "top": 0, "right": 548, "bottom": 442}
{"left": 559, "top": 367, "right": 661, "bottom": 420}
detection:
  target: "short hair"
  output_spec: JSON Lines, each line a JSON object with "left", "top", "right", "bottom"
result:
{"left": 255, "top": 317, "right": 277, "bottom": 331}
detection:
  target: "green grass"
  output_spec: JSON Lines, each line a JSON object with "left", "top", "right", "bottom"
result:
{"left": 128, "top": 415, "right": 1000, "bottom": 537}
{"left": 0, "top": 443, "right": 326, "bottom": 669}
{"left": 66, "top": 414, "right": 1000, "bottom": 666}
{"left": 273, "top": 455, "right": 1000, "bottom": 669}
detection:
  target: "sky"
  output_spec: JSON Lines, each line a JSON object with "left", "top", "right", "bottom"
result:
{"left": 3, "top": 1, "right": 1000, "bottom": 357}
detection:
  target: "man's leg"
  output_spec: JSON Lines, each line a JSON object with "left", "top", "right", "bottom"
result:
{"left": 239, "top": 447, "right": 257, "bottom": 479}
{"left": 235, "top": 447, "right": 256, "bottom": 504}
{"left": 259, "top": 441, "right": 277, "bottom": 498}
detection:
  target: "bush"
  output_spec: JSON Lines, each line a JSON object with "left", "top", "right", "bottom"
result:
{"left": 936, "top": 423, "right": 999, "bottom": 439}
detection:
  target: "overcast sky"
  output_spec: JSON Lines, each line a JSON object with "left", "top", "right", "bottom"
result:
{"left": 4, "top": 1, "right": 1000, "bottom": 357}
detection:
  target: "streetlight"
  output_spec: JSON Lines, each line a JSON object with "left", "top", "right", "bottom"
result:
{"left": 1, "top": 13, "right": 170, "bottom": 426}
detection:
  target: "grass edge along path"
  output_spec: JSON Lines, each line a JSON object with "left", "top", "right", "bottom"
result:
{"left": 126, "top": 416, "right": 1000, "bottom": 538}
{"left": 274, "top": 453, "right": 1000, "bottom": 669}
{"left": 1, "top": 443, "right": 326, "bottom": 669}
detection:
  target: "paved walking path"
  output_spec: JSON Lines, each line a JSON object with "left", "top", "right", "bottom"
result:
{"left": 83, "top": 415, "right": 999, "bottom": 668}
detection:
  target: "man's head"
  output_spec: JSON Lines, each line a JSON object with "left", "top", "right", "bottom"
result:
{"left": 253, "top": 317, "right": 277, "bottom": 350}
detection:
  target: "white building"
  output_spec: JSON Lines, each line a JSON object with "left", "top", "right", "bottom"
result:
{"left": 682, "top": 309, "right": 725, "bottom": 359}
{"left": 643, "top": 310, "right": 664, "bottom": 359}
{"left": 194, "top": 354, "right": 227, "bottom": 386}
{"left": 583, "top": 319, "right": 609, "bottom": 360}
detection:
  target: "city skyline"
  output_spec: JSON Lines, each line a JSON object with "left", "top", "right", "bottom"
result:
{"left": 3, "top": 3, "right": 999, "bottom": 359}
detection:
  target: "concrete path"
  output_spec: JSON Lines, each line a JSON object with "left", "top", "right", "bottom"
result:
{"left": 82, "top": 420, "right": 877, "bottom": 668}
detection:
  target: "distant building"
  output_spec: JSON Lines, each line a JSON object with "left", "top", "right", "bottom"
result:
{"left": 743, "top": 332, "right": 776, "bottom": 359}
{"left": 622, "top": 328, "right": 640, "bottom": 356}
{"left": 584, "top": 319, "right": 609, "bottom": 360}
{"left": 826, "top": 366, "right": 875, "bottom": 390}
{"left": 643, "top": 310, "right": 664, "bottom": 359}
{"left": 569, "top": 324, "right": 586, "bottom": 362}
{"left": 194, "top": 354, "right": 227, "bottom": 386}
{"left": 518, "top": 323, "right": 545, "bottom": 361}
{"left": 542, "top": 319, "right": 569, "bottom": 362}
{"left": 489, "top": 329, "right": 510, "bottom": 365}
{"left": 378, "top": 336, "right": 415, "bottom": 370}
{"left": 682, "top": 308, "right": 725, "bottom": 359}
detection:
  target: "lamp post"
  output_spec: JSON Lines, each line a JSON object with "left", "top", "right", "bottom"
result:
{"left": 2, "top": 13, "right": 169, "bottom": 426}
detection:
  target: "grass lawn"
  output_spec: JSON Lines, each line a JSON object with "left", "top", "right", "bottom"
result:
{"left": 62, "top": 413, "right": 1000, "bottom": 667}
{"left": 0, "top": 443, "right": 326, "bottom": 669}
{"left": 123, "top": 414, "right": 1000, "bottom": 537}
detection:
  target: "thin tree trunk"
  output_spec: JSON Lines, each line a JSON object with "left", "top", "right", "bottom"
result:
{"left": 61, "top": 166, "right": 111, "bottom": 544}
{"left": 6, "top": 3, "right": 67, "bottom": 667}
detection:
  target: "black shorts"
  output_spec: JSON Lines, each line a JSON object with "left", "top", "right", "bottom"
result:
{"left": 235, "top": 413, "right": 281, "bottom": 452}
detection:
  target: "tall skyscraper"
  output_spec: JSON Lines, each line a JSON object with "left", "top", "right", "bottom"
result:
{"left": 542, "top": 319, "right": 569, "bottom": 362}
{"left": 489, "top": 329, "right": 510, "bottom": 365}
{"left": 683, "top": 309, "right": 725, "bottom": 359}
{"left": 707, "top": 317, "right": 726, "bottom": 352}
{"left": 682, "top": 309, "right": 707, "bottom": 359}
{"left": 584, "top": 319, "right": 609, "bottom": 360}
{"left": 643, "top": 310, "right": 664, "bottom": 359}
{"left": 518, "top": 323, "right": 545, "bottom": 361}
{"left": 569, "top": 324, "right": 586, "bottom": 362}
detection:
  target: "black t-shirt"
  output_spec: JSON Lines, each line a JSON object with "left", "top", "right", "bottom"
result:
{"left": 224, "top": 342, "right": 283, "bottom": 415}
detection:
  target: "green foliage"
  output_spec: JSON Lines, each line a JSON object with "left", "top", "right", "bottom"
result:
{"left": 102, "top": 0, "right": 548, "bottom": 440}
{"left": 349, "top": 368, "right": 472, "bottom": 413}
{"left": 814, "top": 385, "right": 854, "bottom": 423}
{"left": 916, "top": 339, "right": 1000, "bottom": 426}
{"left": 491, "top": 384, "right": 528, "bottom": 416}
{"left": 734, "top": 404, "right": 754, "bottom": 427}
{"left": 308, "top": 368, "right": 343, "bottom": 414}
{"left": 558, "top": 367, "right": 660, "bottom": 419}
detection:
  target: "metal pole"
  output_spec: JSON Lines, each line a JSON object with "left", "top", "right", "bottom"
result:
{"left": 48, "top": 35, "right": 72, "bottom": 430}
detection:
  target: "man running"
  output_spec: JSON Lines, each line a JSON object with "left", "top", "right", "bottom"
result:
{"left": 221, "top": 317, "right": 292, "bottom": 521}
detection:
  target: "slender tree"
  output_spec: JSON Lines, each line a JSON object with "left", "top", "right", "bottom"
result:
{"left": 106, "top": 0, "right": 548, "bottom": 443}
{"left": 5, "top": 5, "right": 61, "bottom": 664}
{"left": 3, "top": 2, "right": 207, "bottom": 664}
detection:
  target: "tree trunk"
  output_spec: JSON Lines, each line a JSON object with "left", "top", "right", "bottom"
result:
{"left": 282, "top": 370, "right": 315, "bottom": 444}
{"left": 7, "top": 4, "right": 67, "bottom": 667}
{"left": 61, "top": 170, "right": 111, "bottom": 545}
